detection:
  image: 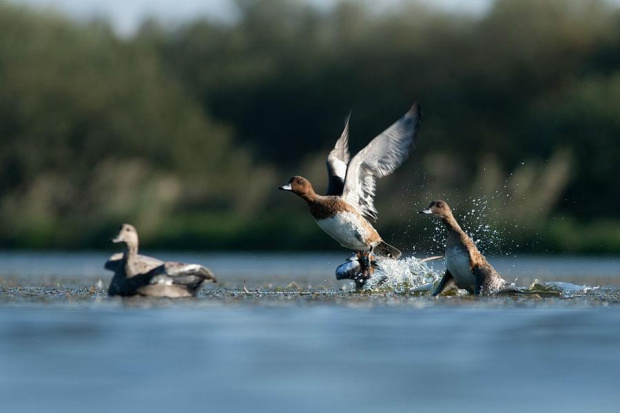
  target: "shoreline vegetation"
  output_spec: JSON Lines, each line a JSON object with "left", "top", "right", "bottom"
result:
{"left": 1, "top": 0, "right": 620, "bottom": 254}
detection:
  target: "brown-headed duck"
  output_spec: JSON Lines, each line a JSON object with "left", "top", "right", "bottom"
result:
{"left": 419, "top": 200, "right": 507, "bottom": 296}
{"left": 279, "top": 104, "right": 421, "bottom": 262}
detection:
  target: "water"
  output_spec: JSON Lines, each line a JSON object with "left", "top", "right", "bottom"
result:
{"left": 1, "top": 251, "right": 619, "bottom": 413}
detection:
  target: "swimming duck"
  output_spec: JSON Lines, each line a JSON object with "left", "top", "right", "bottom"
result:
{"left": 419, "top": 200, "right": 506, "bottom": 295}
{"left": 280, "top": 104, "right": 421, "bottom": 261}
{"left": 106, "top": 224, "right": 217, "bottom": 298}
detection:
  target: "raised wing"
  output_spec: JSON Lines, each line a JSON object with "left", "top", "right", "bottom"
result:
{"left": 325, "top": 113, "right": 351, "bottom": 196}
{"left": 341, "top": 104, "right": 421, "bottom": 221}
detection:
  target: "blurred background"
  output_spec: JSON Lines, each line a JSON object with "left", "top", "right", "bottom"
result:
{"left": 1, "top": 0, "right": 620, "bottom": 254}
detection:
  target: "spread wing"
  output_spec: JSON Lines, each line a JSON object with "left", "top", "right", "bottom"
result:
{"left": 341, "top": 104, "right": 421, "bottom": 221}
{"left": 326, "top": 113, "right": 351, "bottom": 196}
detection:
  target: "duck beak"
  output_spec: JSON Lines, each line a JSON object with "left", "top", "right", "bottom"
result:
{"left": 419, "top": 208, "right": 432, "bottom": 215}
{"left": 279, "top": 183, "right": 292, "bottom": 191}
{"left": 111, "top": 234, "right": 123, "bottom": 243}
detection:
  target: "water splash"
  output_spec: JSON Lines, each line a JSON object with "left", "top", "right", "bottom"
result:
{"left": 526, "top": 280, "right": 600, "bottom": 298}
{"left": 459, "top": 195, "right": 509, "bottom": 255}
{"left": 419, "top": 195, "right": 511, "bottom": 258}
{"left": 363, "top": 256, "right": 441, "bottom": 294}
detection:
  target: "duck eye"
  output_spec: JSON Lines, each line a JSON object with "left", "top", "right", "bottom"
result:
{"left": 125, "top": 228, "right": 130, "bottom": 232}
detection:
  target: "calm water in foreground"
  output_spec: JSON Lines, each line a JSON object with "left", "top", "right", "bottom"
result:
{"left": 0, "top": 252, "right": 619, "bottom": 413}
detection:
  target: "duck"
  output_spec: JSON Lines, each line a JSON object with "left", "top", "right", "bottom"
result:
{"left": 419, "top": 200, "right": 507, "bottom": 295}
{"left": 106, "top": 224, "right": 217, "bottom": 298}
{"left": 279, "top": 104, "right": 421, "bottom": 262}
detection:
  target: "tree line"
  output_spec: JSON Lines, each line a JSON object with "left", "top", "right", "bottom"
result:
{"left": 1, "top": 0, "right": 619, "bottom": 253}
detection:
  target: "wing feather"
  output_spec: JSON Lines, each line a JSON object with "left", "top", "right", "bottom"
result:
{"left": 342, "top": 104, "right": 421, "bottom": 221}
{"left": 162, "top": 262, "right": 217, "bottom": 283}
{"left": 326, "top": 113, "right": 351, "bottom": 196}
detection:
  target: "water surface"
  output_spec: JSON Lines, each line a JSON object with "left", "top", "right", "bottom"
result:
{"left": 0, "top": 252, "right": 619, "bottom": 413}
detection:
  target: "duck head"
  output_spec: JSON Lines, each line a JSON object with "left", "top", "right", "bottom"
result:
{"left": 419, "top": 200, "right": 453, "bottom": 219}
{"left": 279, "top": 176, "right": 316, "bottom": 199}
{"left": 111, "top": 223, "right": 139, "bottom": 249}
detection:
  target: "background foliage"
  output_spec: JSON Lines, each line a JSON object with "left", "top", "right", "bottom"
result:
{"left": 1, "top": 0, "right": 620, "bottom": 254}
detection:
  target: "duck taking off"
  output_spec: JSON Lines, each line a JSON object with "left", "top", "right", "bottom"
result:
{"left": 279, "top": 104, "right": 421, "bottom": 260}
{"left": 106, "top": 224, "right": 217, "bottom": 298}
{"left": 419, "top": 200, "right": 507, "bottom": 296}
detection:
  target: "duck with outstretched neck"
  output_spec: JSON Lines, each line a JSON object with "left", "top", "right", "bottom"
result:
{"left": 419, "top": 200, "right": 507, "bottom": 296}
{"left": 107, "top": 224, "right": 217, "bottom": 298}
{"left": 279, "top": 104, "right": 421, "bottom": 265}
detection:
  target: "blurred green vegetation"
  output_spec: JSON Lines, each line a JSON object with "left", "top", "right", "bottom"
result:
{"left": 1, "top": 0, "right": 620, "bottom": 254}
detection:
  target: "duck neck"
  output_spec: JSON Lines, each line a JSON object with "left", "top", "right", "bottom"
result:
{"left": 122, "top": 242, "right": 139, "bottom": 277}
{"left": 441, "top": 214, "right": 463, "bottom": 235}
{"left": 298, "top": 187, "right": 319, "bottom": 203}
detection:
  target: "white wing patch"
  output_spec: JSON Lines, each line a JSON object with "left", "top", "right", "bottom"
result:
{"left": 331, "top": 158, "right": 347, "bottom": 181}
{"left": 179, "top": 264, "right": 201, "bottom": 273}
{"left": 151, "top": 275, "right": 174, "bottom": 286}
{"left": 165, "top": 263, "right": 201, "bottom": 276}
{"left": 326, "top": 113, "right": 352, "bottom": 196}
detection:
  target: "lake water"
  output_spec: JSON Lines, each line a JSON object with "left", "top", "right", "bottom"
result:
{"left": 0, "top": 251, "right": 619, "bottom": 413}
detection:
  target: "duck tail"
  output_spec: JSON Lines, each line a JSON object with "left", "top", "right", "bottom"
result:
{"left": 199, "top": 267, "right": 217, "bottom": 283}
{"left": 374, "top": 241, "right": 401, "bottom": 259}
